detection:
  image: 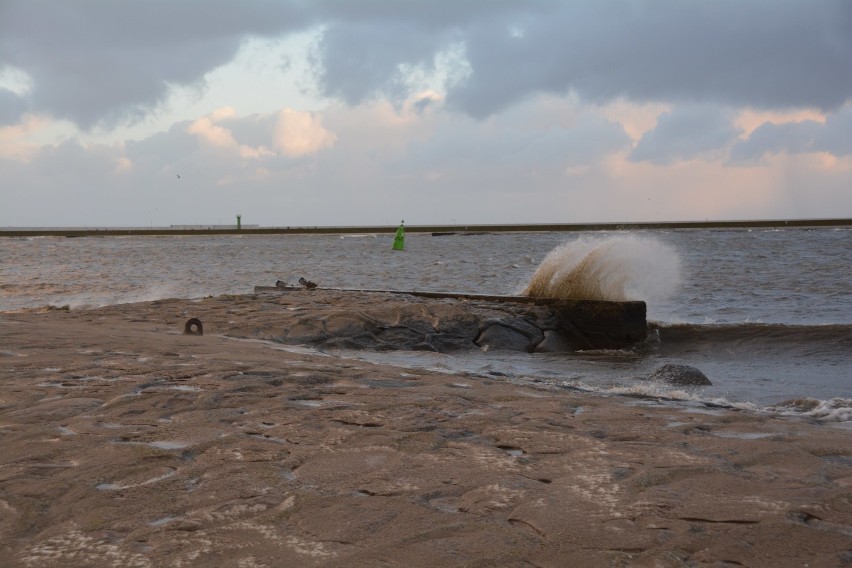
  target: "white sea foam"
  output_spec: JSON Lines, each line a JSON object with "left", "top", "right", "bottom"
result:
{"left": 47, "top": 282, "right": 187, "bottom": 311}
{"left": 769, "top": 397, "right": 852, "bottom": 423}
{"left": 522, "top": 235, "right": 682, "bottom": 301}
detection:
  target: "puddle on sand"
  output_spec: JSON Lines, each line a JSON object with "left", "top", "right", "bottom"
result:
{"left": 113, "top": 440, "right": 191, "bottom": 450}
{"left": 364, "top": 378, "right": 418, "bottom": 389}
{"left": 148, "top": 441, "right": 190, "bottom": 450}
{"left": 711, "top": 431, "right": 777, "bottom": 440}
{"left": 0, "top": 350, "right": 25, "bottom": 357}
{"left": 249, "top": 433, "right": 288, "bottom": 444}
{"left": 96, "top": 467, "right": 176, "bottom": 491}
{"left": 167, "top": 385, "right": 202, "bottom": 392}
{"left": 290, "top": 399, "right": 323, "bottom": 407}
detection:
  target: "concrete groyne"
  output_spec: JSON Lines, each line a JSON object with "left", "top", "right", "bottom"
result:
{"left": 255, "top": 286, "right": 647, "bottom": 351}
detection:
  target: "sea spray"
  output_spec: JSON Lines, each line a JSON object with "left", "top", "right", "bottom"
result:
{"left": 522, "top": 235, "right": 682, "bottom": 301}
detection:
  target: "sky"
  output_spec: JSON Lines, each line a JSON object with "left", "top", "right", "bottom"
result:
{"left": 1, "top": 0, "right": 851, "bottom": 228}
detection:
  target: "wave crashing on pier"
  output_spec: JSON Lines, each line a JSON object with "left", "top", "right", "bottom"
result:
{"left": 523, "top": 235, "right": 682, "bottom": 302}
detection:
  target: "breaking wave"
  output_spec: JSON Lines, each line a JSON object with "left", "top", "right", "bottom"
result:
{"left": 523, "top": 235, "right": 682, "bottom": 301}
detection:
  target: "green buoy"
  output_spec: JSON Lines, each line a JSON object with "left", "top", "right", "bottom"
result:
{"left": 392, "top": 220, "right": 405, "bottom": 251}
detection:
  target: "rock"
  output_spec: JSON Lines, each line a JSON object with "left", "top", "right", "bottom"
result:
{"left": 534, "top": 330, "right": 577, "bottom": 353}
{"left": 375, "top": 326, "right": 430, "bottom": 350}
{"left": 476, "top": 323, "right": 536, "bottom": 352}
{"left": 425, "top": 334, "right": 478, "bottom": 352}
{"left": 435, "top": 313, "right": 481, "bottom": 339}
{"left": 649, "top": 364, "right": 712, "bottom": 386}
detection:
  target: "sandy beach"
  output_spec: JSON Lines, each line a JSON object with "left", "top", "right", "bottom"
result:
{"left": 1, "top": 291, "right": 850, "bottom": 567}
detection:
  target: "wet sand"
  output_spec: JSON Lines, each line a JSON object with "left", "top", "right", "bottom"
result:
{"left": 1, "top": 292, "right": 850, "bottom": 567}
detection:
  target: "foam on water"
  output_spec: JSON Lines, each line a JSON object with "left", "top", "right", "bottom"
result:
{"left": 769, "top": 397, "right": 852, "bottom": 423}
{"left": 522, "top": 235, "right": 682, "bottom": 301}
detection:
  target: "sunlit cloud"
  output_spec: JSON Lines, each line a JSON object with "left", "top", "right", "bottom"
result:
{"left": 273, "top": 108, "right": 337, "bottom": 157}
{"left": 734, "top": 109, "right": 826, "bottom": 138}
{"left": 0, "top": 115, "right": 51, "bottom": 162}
{"left": 187, "top": 107, "right": 276, "bottom": 159}
{"left": 594, "top": 100, "right": 671, "bottom": 142}
{"left": 114, "top": 155, "right": 133, "bottom": 174}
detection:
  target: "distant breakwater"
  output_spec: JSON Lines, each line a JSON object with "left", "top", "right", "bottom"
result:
{"left": 1, "top": 218, "right": 850, "bottom": 238}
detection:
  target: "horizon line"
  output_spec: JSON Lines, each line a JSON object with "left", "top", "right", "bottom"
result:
{"left": 1, "top": 217, "right": 850, "bottom": 237}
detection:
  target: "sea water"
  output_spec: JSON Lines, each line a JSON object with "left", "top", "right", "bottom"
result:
{"left": 2, "top": 228, "right": 850, "bottom": 420}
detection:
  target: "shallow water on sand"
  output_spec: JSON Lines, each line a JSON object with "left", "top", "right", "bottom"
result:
{"left": 2, "top": 228, "right": 850, "bottom": 417}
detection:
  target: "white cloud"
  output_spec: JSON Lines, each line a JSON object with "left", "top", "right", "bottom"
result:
{"left": 0, "top": 64, "right": 33, "bottom": 96}
{"left": 273, "top": 109, "right": 337, "bottom": 157}
{"left": 187, "top": 107, "right": 275, "bottom": 159}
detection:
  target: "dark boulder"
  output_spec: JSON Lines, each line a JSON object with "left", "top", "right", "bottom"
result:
{"left": 649, "top": 364, "right": 712, "bottom": 386}
{"left": 476, "top": 323, "right": 536, "bottom": 352}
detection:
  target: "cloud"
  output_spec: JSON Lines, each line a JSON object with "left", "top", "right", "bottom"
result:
{"left": 314, "top": 1, "right": 852, "bottom": 117}
{"left": 0, "top": 87, "right": 28, "bottom": 124}
{"left": 731, "top": 103, "right": 852, "bottom": 162}
{"left": 816, "top": 104, "right": 852, "bottom": 156}
{"left": 273, "top": 109, "right": 337, "bottom": 157}
{"left": 0, "top": 1, "right": 314, "bottom": 129}
{"left": 186, "top": 107, "right": 272, "bottom": 159}
{"left": 121, "top": 106, "right": 337, "bottom": 192}
{"left": 187, "top": 107, "right": 338, "bottom": 161}
{"left": 401, "top": 107, "right": 630, "bottom": 182}
{"left": 4, "top": 95, "right": 852, "bottom": 228}
{"left": 125, "top": 121, "right": 199, "bottom": 165}
{"left": 3, "top": 1, "right": 851, "bottom": 131}
{"left": 629, "top": 106, "right": 742, "bottom": 164}
{"left": 0, "top": 115, "right": 50, "bottom": 162}
{"left": 730, "top": 120, "right": 822, "bottom": 162}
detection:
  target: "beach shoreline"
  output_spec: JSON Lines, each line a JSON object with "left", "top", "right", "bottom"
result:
{"left": 1, "top": 293, "right": 850, "bottom": 567}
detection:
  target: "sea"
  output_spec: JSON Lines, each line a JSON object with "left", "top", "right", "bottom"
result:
{"left": 2, "top": 227, "right": 850, "bottom": 423}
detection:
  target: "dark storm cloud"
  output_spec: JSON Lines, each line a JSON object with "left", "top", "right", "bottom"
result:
{"left": 2, "top": 1, "right": 851, "bottom": 128}
{"left": 0, "top": 0, "right": 314, "bottom": 128}
{"left": 440, "top": 1, "right": 852, "bottom": 118}
{"left": 312, "top": 22, "right": 449, "bottom": 107}
{"left": 308, "top": 0, "right": 852, "bottom": 116}
{"left": 629, "top": 106, "right": 742, "bottom": 164}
